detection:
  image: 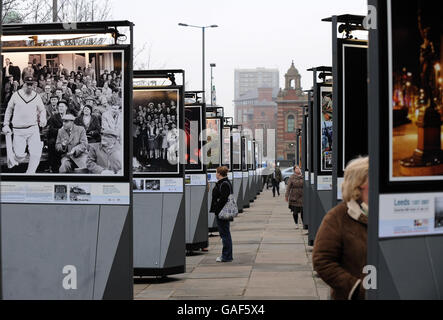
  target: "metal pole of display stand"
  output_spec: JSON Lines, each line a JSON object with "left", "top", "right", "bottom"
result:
{"left": 178, "top": 24, "right": 218, "bottom": 105}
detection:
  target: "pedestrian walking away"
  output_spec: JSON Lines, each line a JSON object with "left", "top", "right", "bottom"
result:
{"left": 271, "top": 163, "right": 282, "bottom": 197}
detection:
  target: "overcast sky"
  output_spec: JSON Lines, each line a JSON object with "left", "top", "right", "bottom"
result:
{"left": 111, "top": 0, "right": 367, "bottom": 117}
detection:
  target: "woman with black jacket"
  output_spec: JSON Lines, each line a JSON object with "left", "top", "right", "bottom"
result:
{"left": 210, "top": 166, "right": 234, "bottom": 263}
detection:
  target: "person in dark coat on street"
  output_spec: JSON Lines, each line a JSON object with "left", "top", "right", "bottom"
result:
{"left": 271, "top": 163, "right": 283, "bottom": 197}
{"left": 285, "top": 165, "right": 304, "bottom": 229}
{"left": 210, "top": 166, "right": 234, "bottom": 263}
{"left": 312, "top": 156, "right": 369, "bottom": 300}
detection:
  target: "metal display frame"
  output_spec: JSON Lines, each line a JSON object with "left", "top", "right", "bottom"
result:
{"left": 241, "top": 135, "right": 250, "bottom": 209}
{"left": 368, "top": 0, "right": 443, "bottom": 299}
{"left": 323, "top": 15, "right": 368, "bottom": 205}
{"left": 206, "top": 106, "right": 224, "bottom": 232}
{"left": 132, "top": 70, "right": 186, "bottom": 277}
{"left": 307, "top": 66, "right": 333, "bottom": 246}
{"left": 0, "top": 5, "right": 4, "bottom": 301}
{"left": 302, "top": 95, "right": 312, "bottom": 231}
{"left": 184, "top": 91, "right": 208, "bottom": 252}
{"left": 0, "top": 21, "right": 134, "bottom": 300}
{"left": 231, "top": 125, "right": 244, "bottom": 213}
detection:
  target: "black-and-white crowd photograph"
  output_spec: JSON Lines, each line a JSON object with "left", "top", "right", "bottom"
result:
{"left": 1, "top": 50, "right": 125, "bottom": 176}
{"left": 133, "top": 89, "right": 180, "bottom": 174}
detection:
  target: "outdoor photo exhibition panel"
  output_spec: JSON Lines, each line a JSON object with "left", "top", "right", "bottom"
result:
{"left": 368, "top": 0, "right": 443, "bottom": 299}
{"left": 302, "top": 109, "right": 310, "bottom": 230}
{"left": 0, "top": 21, "right": 134, "bottom": 300}
{"left": 254, "top": 141, "right": 261, "bottom": 196}
{"left": 247, "top": 139, "right": 255, "bottom": 203}
{"left": 206, "top": 107, "right": 224, "bottom": 232}
{"left": 132, "top": 77, "right": 186, "bottom": 276}
{"left": 241, "top": 136, "right": 250, "bottom": 209}
{"left": 184, "top": 102, "right": 208, "bottom": 251}
{"left": 0, "top": 17, "right": 3, "bottom": 301}
{"left": 334, "top": 39, "right": 368, "bottom": 202}
{"left": 1, "top": 47, "right": 131, "bottom": 204}
{"left": 310, "top": 72, "right": 334, "bottom": 247}
{"left": 306, "top": 89, "right": 316, "bottom": 245}
{"left": 232, "top": 127, "right": 244, "bottom": 212}
{"left": 317, "top": 84, "right": 333, "bottom": 191}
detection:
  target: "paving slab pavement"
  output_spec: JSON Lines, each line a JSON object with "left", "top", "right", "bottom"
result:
{"left": 134, "top": 188, "right": 329, "bottom": 300}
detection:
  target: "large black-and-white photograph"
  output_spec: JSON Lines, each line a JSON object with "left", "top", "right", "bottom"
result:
{"left": 1, "top": 49, "right": 125, "bottom": 177}
{"left": 133, "top": 89, "right": 179, "bottom": 174}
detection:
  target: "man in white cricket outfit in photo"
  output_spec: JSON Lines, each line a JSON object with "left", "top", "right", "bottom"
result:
{"left": 2, "top": 76, "right": 47, "bottom": 174}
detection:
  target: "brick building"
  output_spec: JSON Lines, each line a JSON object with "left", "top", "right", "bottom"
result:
{"left": 276, "top": 62, "right": 308, "bottom": 162}
{"left": 234, "top": 87, "right": 278, "bottom": 132}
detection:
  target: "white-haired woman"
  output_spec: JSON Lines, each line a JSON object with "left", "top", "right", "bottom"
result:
{"left": 312, "top": 156, "right": 369, "bottom": 300}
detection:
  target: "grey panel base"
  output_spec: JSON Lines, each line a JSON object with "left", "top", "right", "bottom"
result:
{"left": 369, "top": 237, "right": 443, "bottom": 300}
{"left": 242, "top": 177, "right": 250, "bottom": 208}
{"left": 307, "top": 184, "right": 317, "bottom": 244}
{"left": 133, "top": 193, "right": 185, "bottom": 276}
{"left": 248, "top": 176, "right": 254, "bottom": 203}
{"left": 308, "top": 187, "right": 333, "bottom": 246}
{"left": 185, "top": 185, "right": 208, "bottom": 247}
{"left": 310, "top": 190, "right": 333, "bottom": 245}
{"left": 207, "top": 182, "right": 218, "bottom": 231}
{"left": 233, "top": 177, "right": 243, "bottom": 212}
{"left": 1, "top": 204, "right": 132, "bottom": 300}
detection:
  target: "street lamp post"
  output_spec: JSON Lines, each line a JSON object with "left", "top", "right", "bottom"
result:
{"left": 210, "top": 63, "right": 216, "bottom": 106}
{"left": 178, "top": 23, "right": 218, "bottom": 104}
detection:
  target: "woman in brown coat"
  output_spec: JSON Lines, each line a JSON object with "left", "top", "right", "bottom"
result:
{"left": 312, "top": 156, "right": 369, "bottom": 300}
{"left": 285, "top": 165, "right": 304, "bottom": 229}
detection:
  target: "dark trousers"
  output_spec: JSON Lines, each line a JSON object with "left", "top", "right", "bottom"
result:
{"left": 216, "top": 217, "right": 233, "bottom": 261}
{"left": 291, "top": 206, "right": 303, "bottom": 225}
{"left": 272, "top": 179, "right": 280, "bottom": 197}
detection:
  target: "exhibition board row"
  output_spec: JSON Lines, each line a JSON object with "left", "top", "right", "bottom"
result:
{"left": 0, "top": 21, "right": 266, "bottom": 299}
{"left": 302, "top": 1, "right": 443, "bottom": 299}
